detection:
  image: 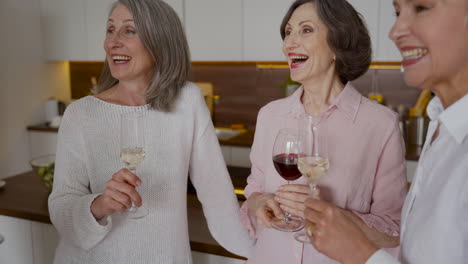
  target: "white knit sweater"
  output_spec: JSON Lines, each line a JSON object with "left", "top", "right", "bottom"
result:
{"left": 48, "top": 82, "right": 253, "bottom": 263}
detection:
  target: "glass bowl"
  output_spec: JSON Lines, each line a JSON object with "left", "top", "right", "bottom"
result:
{"left": 30, "top": 154, "right": 55, "bottom": 191}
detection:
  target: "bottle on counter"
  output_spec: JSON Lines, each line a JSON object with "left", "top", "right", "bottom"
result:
{"left": 367, "top": 69, "right": 385, "bottom": 104}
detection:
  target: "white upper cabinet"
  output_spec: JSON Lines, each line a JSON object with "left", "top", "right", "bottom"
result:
{"left": 346, "top": 0, "right": 380, "bottom": 61}
{"left": 85, "top": 0, "right": 115, "bottom": 61}
{"left": 243, "top": 0, "right": 294, "bottom": 61}
{"left": 41, "top": 0, "right": 183, "bottom": 61}
{"left": 377, "top": 0, "right": 401, "bottom": 61}
{"left": 164, "top": 0, "right": 184, "bottom": 22}
{"left": 185, "top": 0, "right": 243, "bottom": 61}
{"left": 40, "top": 0, "right": 87, "bottom": 61}
{"left": 85, "top": 0, "right": 183, "bottom": 61}
{"left": 40, "top": 0, "right": 401, "bottom": 62}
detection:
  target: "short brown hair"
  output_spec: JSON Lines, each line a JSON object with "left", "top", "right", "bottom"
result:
{"left": 280, "top": 0, "right": 371, "bottom": 84}
{"left": 96, "top": 0, "right": 191, "bottom": 112}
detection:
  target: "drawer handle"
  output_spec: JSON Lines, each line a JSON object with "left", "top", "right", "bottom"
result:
{"left": 0, "top": 234, "right": 4, "bottom": 244}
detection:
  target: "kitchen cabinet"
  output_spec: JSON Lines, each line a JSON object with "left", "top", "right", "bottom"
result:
{"left": 220, "top": 146, "right": 251, "bottom": 168}
{"left": 164, "top": 0, "right": 184, "bottom": 22}
{"left": 31, "top": 221, "right": 59, "bottom": 264}
{"left": 40, "top": 0, "right": 183, "bottom": 61}
{"left": 0, "top": 215, "right": 34, "bottom": 264}
{"left": 84, "top": 0, "right": 117, "bottom": 61}
{"left": 40, "top": 0, "right": 401, "bottom": 62}
{"left": 377, "top": 0, "right": 401, "bottom": 61}
{"left": 346, "top": 0, "right": 380, "bottom": 61}
{"left": 28, "top": 131, "right": 58, "bottom": 158}
{"left": 40, "top": 0, "right": 87, "bottom": 61}
{"left": 243, "top": 0, "right": 293, "bottom": 61}
{"left": 230, "top": 146, "right": 251, "bottom": 168}
{"left": 185, "top": 0, "right": 243, "bottom": 61}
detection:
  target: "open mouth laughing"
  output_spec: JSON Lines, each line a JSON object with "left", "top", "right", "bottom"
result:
{"left": 400, "top": 48, "right": 428, "bottom": 67}
{"left": 289, "top": 54, "right": 309, "bottom": 68}
{"left": 112, "top": 55, "right": 132, "bottom": 64}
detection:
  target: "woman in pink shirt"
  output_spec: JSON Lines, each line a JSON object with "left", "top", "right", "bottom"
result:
{"left": 240, "top": 0, "right": 407, "bottom": 263}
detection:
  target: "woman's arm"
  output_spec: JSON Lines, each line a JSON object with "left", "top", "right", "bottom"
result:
{"left": 48, "top": 105, "right": 113, "bottom": 250}
{"left": 188, "top": 86, "right": 253, "bottom": 257}
{"left": 350, "top": 117, "right": 407, "bottom": 248}
{"left": 342, "top": 210, "right": 400, "bottom": 248}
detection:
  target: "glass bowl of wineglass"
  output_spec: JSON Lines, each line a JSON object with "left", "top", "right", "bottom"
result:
{"left": 271, "top": 128, "right": 305, "bottom": 232}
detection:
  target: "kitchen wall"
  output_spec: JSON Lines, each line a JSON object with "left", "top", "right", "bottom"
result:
{"left": 68, "top": 62, "right": 421, "bottom": 129}
{"left": 0, "top": 0, "right": 70, "bottom": 178}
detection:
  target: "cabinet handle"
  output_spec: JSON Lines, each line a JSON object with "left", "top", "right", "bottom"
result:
{"left": 0, "top": 234, "right": 4, "bottom": 244}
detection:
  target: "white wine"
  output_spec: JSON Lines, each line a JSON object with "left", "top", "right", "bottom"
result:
{"left": 120, "top": 147, "right": 146, "bottom": 170}
{"left": 298, "top": 156, "right": 329, "bottom": 184}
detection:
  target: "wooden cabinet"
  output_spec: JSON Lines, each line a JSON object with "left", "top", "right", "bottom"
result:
{"left": 0, "top": 215, "right": 34, "bottom": 264}
{"left": 243, "top": 0, "right": 294, "bottom": 61}
{"left": 185, "top": 0, "right": 243, "bottom": 61}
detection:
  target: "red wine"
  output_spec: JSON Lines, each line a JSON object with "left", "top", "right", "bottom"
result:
{"left": 273, "top": 153, "right": 302, "bottom": 181}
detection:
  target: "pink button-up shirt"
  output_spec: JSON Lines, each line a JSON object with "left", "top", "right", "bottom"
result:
{"left": 240, "top": 83, "right": 407, "bottom": 264}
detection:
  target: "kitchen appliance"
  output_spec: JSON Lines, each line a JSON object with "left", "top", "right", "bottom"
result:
{"left": 45, "top": 99, "right": 66, "bottom": 127}
{"left": 406, "top": 90, "right": 432, "bottom": 157}
{"left": 407, "top": 116, "right": 429, "bottom": 157}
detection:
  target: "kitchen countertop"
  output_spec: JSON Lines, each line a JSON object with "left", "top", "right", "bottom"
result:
{"left": 26, "top": 124, "right": 421, "bottom": 161}
{"left": 27, "top": 124, "right": 254, "bottom": 148}
{"left": 0, "top": 169, "right": 250, "bottom": 260}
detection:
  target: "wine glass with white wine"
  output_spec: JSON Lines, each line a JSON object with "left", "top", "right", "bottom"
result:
{"left": 295, "top": 115, "right": 330, "bottom": 243}
{"left": 120, "top": 112, "right": 148, "bottom": 219}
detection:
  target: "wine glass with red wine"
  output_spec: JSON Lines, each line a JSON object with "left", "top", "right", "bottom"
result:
{"left": 271, "top": 128, "right": 304, "bottom": 232}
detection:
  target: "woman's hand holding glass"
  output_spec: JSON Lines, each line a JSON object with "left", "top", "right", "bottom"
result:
{"left": 303, "top": 198, "right": 378, "bottom": 263}
{"left": 274, "top": 184, "right": 311, "bottom": 219}
{"left": 247, "top": 192, "right": 285, "bottom": 228}
{"left": 91, "top": 169, "right": 142, "bottom": 220}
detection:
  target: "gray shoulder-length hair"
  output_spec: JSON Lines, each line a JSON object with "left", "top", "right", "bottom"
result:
{"left": 96, "top": 0, "right": 191, "bottom": 112}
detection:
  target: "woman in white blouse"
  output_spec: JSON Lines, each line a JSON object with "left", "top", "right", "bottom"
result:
{"left": 303, "top": 0, "right": 468, "bottom": 263}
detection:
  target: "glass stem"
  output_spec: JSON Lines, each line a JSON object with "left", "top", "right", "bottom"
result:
{"left": 283, "top": 181, "right": 292, "bottom": 222}
{"left": 128, "top": 167, "right": 138, "bottom": 212}
{"left": 310, "top": 183, "right": 319, "bottom": 199}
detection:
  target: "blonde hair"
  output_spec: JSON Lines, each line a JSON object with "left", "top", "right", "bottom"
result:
{"left": 96, "top": 0, "right": 191, "bottom": 112}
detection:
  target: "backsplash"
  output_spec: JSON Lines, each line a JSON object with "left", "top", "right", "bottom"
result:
{"left": 69, "top": 62, "right": 421, "bottom": 129}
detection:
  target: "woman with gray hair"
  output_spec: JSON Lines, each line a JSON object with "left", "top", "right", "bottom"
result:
{"left": 48, "top": 0, "right": 253, "bottom": 263}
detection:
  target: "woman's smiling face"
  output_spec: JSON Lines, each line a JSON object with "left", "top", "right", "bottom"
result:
{"left": 104, "top": 4, "right": 154, "bottom": 83}
{"left": 282, "top": 3, "right": 336, "bottom": 84}
{"left": 390, "top": 0, "right": 468, "bottom": 89}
